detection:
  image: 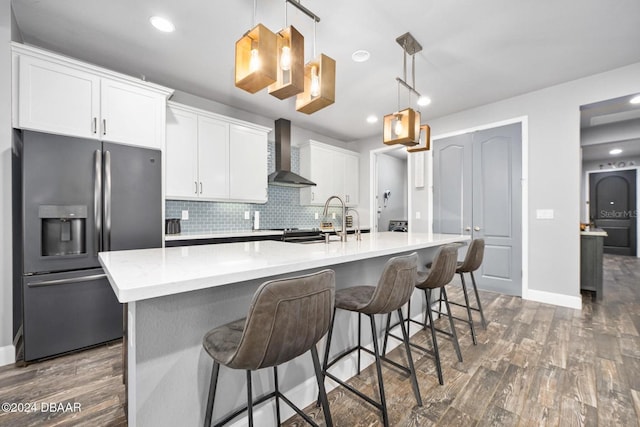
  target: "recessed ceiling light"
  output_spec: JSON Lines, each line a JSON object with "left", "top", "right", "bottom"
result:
{"left": 630, "top": 95, "right": 640, "bottom": 105}
{"left": 352, "top": 50, "right": 370, "bottom": 63}
{"left": 610, "top": 148, "right": 623, "bottom": 155}
{"left": 366, "top": 115, "right": 378, "bottom": 124}
{"left": 417, "top": 96, "right": 431, "bottom": 106}
{"left": 150, "top": 16, "right": 175, "bottom": 33}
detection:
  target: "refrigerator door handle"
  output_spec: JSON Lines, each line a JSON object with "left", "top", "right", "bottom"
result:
{"left": 104, "top": 150, "right": 112, "bottom": 251}
{"left": 27, "top": 274, "right": 107, "bottom": 288}
{"left": 95, "top": 150, "right": 103, "bottom": 255}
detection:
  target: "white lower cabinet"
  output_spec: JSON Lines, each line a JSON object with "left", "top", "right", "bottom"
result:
{"left": 300, "top": 140, "right": 360, "bottom": 206}
{"left": 165, "top": 102, "right": 269, "bottom": 203}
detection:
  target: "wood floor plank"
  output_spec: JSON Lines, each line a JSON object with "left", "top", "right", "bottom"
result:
{"left": 559, "top": 396, "right": 597, "bottom": 427}
{"left": 2, "top": 254, "right": 640, "bottom": 426}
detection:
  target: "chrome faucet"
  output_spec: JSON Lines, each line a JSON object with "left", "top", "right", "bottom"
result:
{"left": 322, "top": 195, "right": 348, "bottom": 242}
{"left": 346, "top": 208, "right": 361, "bottom": 240}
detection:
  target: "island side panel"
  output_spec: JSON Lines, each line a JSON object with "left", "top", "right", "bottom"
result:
{"left": 132, "top": 248, "right": 439, "bottom": 427}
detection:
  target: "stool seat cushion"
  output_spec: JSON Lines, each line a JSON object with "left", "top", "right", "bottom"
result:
{"left": 335, "top": 285, "right": 376, "bottom": 312}
{"left": 203, "top": 318, "right": 246, "bottom": 365}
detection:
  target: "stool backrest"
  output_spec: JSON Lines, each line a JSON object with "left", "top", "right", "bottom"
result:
{"left": 230, "top": 269, "right": 335, "bottom": 370}
{"left": 361, "top": 252, "right": 418, "bottom": 315}
{"left": 416, "top": 244, "right": 459, "bottom": 289}
{"left": 458, "top": 239, "right": 485, "bottom": 273}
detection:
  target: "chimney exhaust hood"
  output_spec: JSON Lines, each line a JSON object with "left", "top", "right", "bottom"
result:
{"left": 268, "top": 118, "right": 316, "bottom": 187}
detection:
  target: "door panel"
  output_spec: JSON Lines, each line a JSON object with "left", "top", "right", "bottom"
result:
{"left": 23, "top": 268, "right": 122, "bottom": 361}
{"left": 22, "top": 131, "right": 101, "bottom": 274}
{"left": 433, "top": 123, "right": 522, "bottom": 296}
{"left": 589, "top": 170, "right": 637, "bottom": 255}
{"left": 433, "top": 134, "right": 472, "bottom": 235}
{"left": 473, "top": 124, "right": 522, "bottom": 295}
{"left": 103, "top": 142, "right": 162, "bottom": 251}
{"left": 198, "top": 116, "right": 229, "bottom": 199}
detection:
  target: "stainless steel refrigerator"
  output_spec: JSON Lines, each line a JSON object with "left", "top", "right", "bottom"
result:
{"left": 13, "top": 130, "right": 162, "bottom": 362}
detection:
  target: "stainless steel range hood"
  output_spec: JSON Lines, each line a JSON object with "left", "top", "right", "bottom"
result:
{"left": 268, "top": 118, "right": 316, "bottom": 187}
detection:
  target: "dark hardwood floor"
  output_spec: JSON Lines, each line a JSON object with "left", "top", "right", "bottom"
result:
{"left": 1, "top": 254, "right": 639, "bottom": 426}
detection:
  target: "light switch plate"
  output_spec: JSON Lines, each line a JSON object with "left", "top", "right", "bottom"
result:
{"left": 315, "top": 212, "right": 319, "bottom": 220}
{"left": 536, "top": 209, "right": 554, "bottom": 219}
{"left": 415, "top": 211, "right": 421, "bottom": 219}
{"left": 181, "top": 210, "right": 189, "bottom": 220}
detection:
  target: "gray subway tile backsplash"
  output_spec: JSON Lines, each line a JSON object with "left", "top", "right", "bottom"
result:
{"left": 166, "top": 142, "right": 328, "bottom": 232}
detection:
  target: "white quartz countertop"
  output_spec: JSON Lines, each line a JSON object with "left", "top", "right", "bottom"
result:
{"left": 164, "top": 230, "right": 283, "bottom": 241}
{"left": 100, "top": 232, "right": 469, "bottom": 303}
{"left": 581, "top": 229, "right": 608, "bottom": 237}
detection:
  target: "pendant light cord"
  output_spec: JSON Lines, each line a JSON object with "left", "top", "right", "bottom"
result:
{"left": 252, "top": 0, "right": 257, "bottom": 27}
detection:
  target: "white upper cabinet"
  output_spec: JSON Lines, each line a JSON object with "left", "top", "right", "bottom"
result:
{"left": 198, "top": 115, "right": 229, "bottom": 200}
{"left": 17, "top": 54, "right": 100, "bottom": 139}
{"left": 100, "top": 79, "right": 165, "bottom": 148}
{"left": 165, "top": 102, "right": 269, "bottom": 203}
{"left": 165, "top": 107, "right": 199, "bottom": 198}
{"left": 12, "top": 43, "right": 173, "bottom": 149}
{"left": 300, "top": 140, "right": 360, "bottom": 206}
{"left": 229, "top": 125, "right": 268, "bottom": 203}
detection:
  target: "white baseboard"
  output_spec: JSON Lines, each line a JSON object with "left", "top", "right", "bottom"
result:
{"left": 524, "top": 289, "right": 582, "bottom": 310}
{"left": 0, "top": 345, "right": 15, "bottom": 367}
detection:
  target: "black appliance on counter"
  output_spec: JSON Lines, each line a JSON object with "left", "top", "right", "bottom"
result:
{"left": 388, "top": 220, "right": 408, "bottom": 232}
{"left": 12, "top": 130, "right": 162, "bottom": 362}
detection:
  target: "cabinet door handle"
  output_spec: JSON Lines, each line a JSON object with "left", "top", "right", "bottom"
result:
{"left": 311, "top": 192, "right": 314, "bottom": 201}
{"left": 195, "top": 181, "right": 198, "bottom": 194}
{"left": 92, "top": 117, "right": 97, "bottom": 134}
{"left": 103, "top": 119, "right": 107, "bottom": 135}
{"left": 200, "top": 182, "right": 203, "bottom": 194}
{"left": 465, "top": 226, "right": 471, "bottom": 232}
{"left": 474, "top": 226, "right": 481, "bottom": 231}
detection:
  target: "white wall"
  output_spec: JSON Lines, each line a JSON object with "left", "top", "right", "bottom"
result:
{"left": 355, "top": 61, "right": 640, "bottom": 306}
{"left": 1, "top": 0, "right": 15, "bottom": 365}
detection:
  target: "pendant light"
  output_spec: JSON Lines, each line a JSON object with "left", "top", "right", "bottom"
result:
{"left": 235, "top": 0, "right": 278, "bottom": 93}
{"left": 407, "top": 124, "right": 431, "bottom": 152}
{"left": 383, "top": 33, "right": 429, "bottom": 147}
{"left": 295, "top": 13, "right": 336, "bottom": 114}
{"left": 268, "top": 3, "right": 305, "bottom": 99}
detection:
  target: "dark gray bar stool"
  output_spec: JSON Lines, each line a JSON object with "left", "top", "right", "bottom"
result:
{"left": 321, "top": 253, "right": 422, "bottom": 427}
{"left": 385, "top": 244, "right": 463, "bottom": 385}
{"left": 202, "top": 269, "right": 335, "bottom": 427}
{"left": 437, "top": 238, "right": 487, "bottom": 345}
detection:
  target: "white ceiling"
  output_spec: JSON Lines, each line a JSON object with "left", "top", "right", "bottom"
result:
{"left": 11, "top": 0, "right": 640, "bottom": 142}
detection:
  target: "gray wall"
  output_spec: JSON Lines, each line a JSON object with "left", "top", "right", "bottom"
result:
{"left": 1, "top": 0, "right": 15, "bottom": 364}
{"left": 354, "top": 61, "right": 640, "bottom": 304}
{"left": 376, "top": 152, "right": 408, "bottom": 232}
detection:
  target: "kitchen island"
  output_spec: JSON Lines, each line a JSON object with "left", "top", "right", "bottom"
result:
{"left": 99, "top": 231, "right": 469, "bottom": 427}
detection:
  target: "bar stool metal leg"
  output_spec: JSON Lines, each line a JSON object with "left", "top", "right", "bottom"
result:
{"left": 441, "top": 287, "right": 463, "bottom": 362}
{"left": 246, "top": 370, "right": 253, "bottom": 427}
{"left": 204, "top": 361, "right": 220, "bottom": 427}
{"left": 424, "top": 289, "right": 444, "bottom": 385}
{"left": 311, "top": 345, "right": 333, "bottom": 427}
{"left": 459, "top": 273, "right": 478, "bottom": 345}
{"left": 470, "top": 271, "right": 487, "bottom": 329}
{"left": 396, "top": 308, "right": 422, "bottom": 406}
{"left": 273, "top": 366, "right": 281, "bottom": 425}
{"left": 368, "top": 314, "right": 389, "bottom": 427}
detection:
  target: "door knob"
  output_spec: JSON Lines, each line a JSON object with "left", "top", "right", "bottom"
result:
{"left": 474, "top": 226, "right": 481, "bottom": 231}
{"left": 465, "top": 226, "right": 471, "bottom": 231}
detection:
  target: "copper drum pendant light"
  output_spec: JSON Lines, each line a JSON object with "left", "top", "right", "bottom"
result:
{"left": 383, "top": 108, "right": 421, "bottom": 146}
{"left": 268, "top": 18, "right": 305, "bottom": 98}
{"left": 296, "top": 53, "right": 336, "bottom": 114}
{"left": 235, "top": 1, "right": 278, "bottom": 94}
{"left": 407, "top": 124, "right": 431, "bottom": 152}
